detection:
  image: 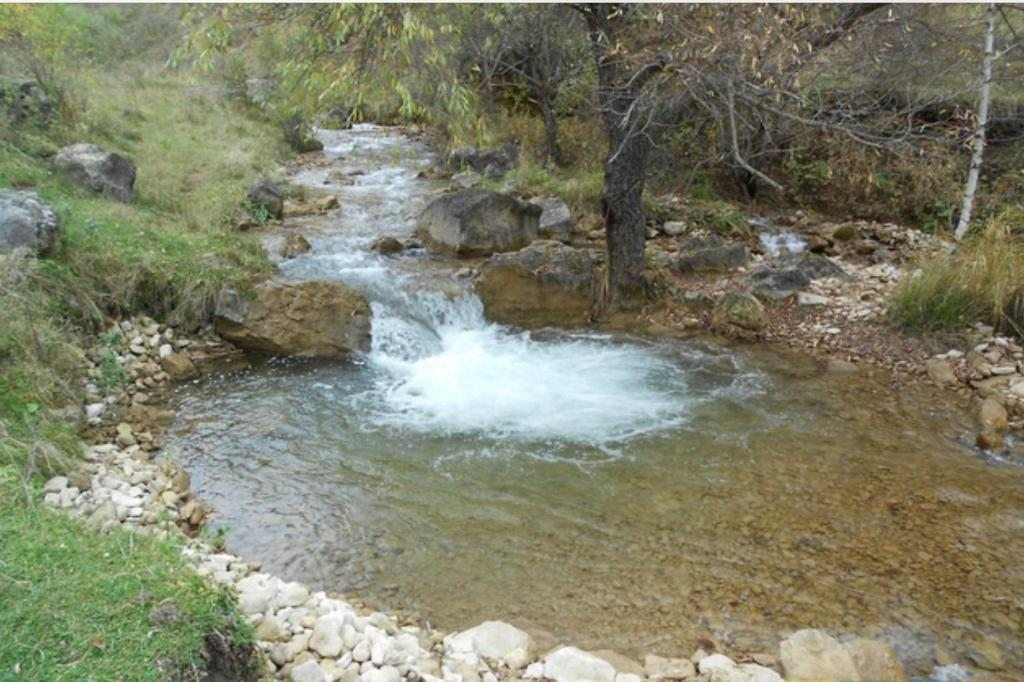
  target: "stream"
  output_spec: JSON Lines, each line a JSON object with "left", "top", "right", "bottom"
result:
{"left": 167, "top": 126, "right": 1024, "bottom": 674}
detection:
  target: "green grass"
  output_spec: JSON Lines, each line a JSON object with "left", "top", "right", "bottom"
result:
{"left": 486, "top": 160, "right": 604, "bottom": 216}
{"left": 889, "top": 215, "right": 1024, "bottom": 338}
{"left": 0, "top": 472, "right": 255, "bottom": 681}
{"left": 0, "top": 44, "right": 286, "bottom": 681}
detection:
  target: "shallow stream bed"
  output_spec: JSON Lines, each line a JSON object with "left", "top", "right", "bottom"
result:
{"left": 167, "top": 126, "right": 1024, "bottom": 674}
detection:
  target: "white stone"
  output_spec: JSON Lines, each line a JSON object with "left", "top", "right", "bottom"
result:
{"left": 291, "top": 659, "right": 329, "bottom": 682}
{"left": 796, "top": 292, "right": 829, "bottom": 307}
{"left": 85, "top": 403, "right": 106, "bottom": 420}
{"left": 277, "top": 581, "right": 311, "bottom": 608}
{"left": 524, "top": 662, "right": 546, "bottom": 679}
{"left": 310, "top": 612, "right": 346, "bottom": 658}
{"left": 361, "top": 666, "right": 401, "bottom": 682}
{"left": 44, "top": 476, "right": 68, "bottom": 493}
{"left": 779, "top": 629, "right": 858, "bottom": 682}
{"left": 353, "top": 639, "right": 371, "bottom": 663}
{"left": 645, "top": 654, "right": 695, "bottom": 680}
{"left": 237, "top": 574, "right": 277, "bottom": 615}
{"left": 698, "top": 656, "right": 781, "bottom": 682}
{"left": 446, "top": 621, "right": 533, "bottom": 669}
{"left": 616, "top": 675, "right": 643, "bottom": 682}
{"left": 544, "top": 647, "right": 616, "bottom": 682}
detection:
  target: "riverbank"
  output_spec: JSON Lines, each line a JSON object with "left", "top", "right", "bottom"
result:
{"left": 4, "top": 109, "right": 1021, "bottom": 681}
{"left": 0, "top": 61, "right": 287, "bottom": 677}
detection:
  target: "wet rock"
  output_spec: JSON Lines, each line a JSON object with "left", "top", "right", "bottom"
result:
{"left": 280, "top": 234, "right": 312, "bottom": 259}
{"left": 967, "top": 636, "right": 1005, "bottom": 671}
{"left": 247, "top": 179, "right": 284, "bottom": 220}
{"left": 844, "top": 638, "right": 906, "bottom": 682}
{"left": 446, "top": 621, "right": 533, "bottom": 670}
{"left": 711, "top": 291, "right": 765, "bottom": 337}
{"left": 675, "top": 235, "right": 748, "bottom": 273}
{"left": 447, "top": 143, "right": 518, "bottom": 179}
{"left": 161, "top": 352, "right": 195, "bottom": 379}
{"left": 283, "top": 195, "right": 339, "bottom": 218}
{"left": 416, "top": 188, "right": 541, "bottom": 257}
{"left": 644, "top": 654, "right": 695, "bottom": 679}
{"left": 0, "top": 189, "right": 60, "bottom": 256}
{"left": 477, "top": 240, "right": 595, "bottom": 329}
{"left": 779, "top": 629, "right": 858, "bottom": 681}
{"left": 371, "top": 236, "right": 405, "bottom": 255}
{"left": 926, "top": 359, "right": 958, "bottom": 386}
{"left": 53, "top": 143, "right": 136, "bottom": 203}
{"left": 544, "top": 647, "right": 617, "bottom": 682}
{"left": 533, "top": 197, "right": 573, "bottom": 242}
{"left": 977, "top": 397, "right": 1009, "bottom": 449}
{"left": 215, "top": 280, "right": 371, "bottom": 358}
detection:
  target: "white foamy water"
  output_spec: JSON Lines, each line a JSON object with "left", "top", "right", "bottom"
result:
{"left": 367, "top": 296, "right": 689, "bottom": 442}
{"left": 759, "top": 230, "right": 807, "bottom": 257}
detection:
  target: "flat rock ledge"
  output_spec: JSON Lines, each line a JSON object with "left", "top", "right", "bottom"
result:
{"left": 41, "top": 326, "right": 967, "bottom": 682}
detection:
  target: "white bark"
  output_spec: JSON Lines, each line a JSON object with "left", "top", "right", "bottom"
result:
{"left": 955, "top": 3, "right": 997, "bottom": 241}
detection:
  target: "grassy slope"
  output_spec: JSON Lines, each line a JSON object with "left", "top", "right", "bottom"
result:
{"left": 0, "top": 64, "right": 286, "bottom": 680}
{"left": 0, "top": 481, "right": 250, "bottom": 681}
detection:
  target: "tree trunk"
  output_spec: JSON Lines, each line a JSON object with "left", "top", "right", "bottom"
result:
{"left": 955, "top": 3, "right": 997, "bottom": 241}
{"left": 580, "top": 4, "right": 656, "bottom": 312}
{"left": 600, "top": 127, "right": 652, "bottom": 307}
{"left": 540, "top": 99, "right": 560, "bottom": 168}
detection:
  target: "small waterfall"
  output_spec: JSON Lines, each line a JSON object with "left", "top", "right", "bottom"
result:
{"left": 278, "top": 125, "right": 742, "bottom": 444}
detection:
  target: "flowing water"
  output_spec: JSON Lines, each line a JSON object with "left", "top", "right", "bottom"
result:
{"left": 168, "top": 126, "right": 1024, "bottom": 673}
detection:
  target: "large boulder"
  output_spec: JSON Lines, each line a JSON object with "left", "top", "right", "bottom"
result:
{"left": 214, "top": 280, "right": 371, "bottom": 357}
{"left": 416, "top": 188, "right": 541, "bottom": 257}
{"left": 533, "top": 197, "right": 573, "bottom": 242}
{"left": 52, "top": 143, "right": 135, "bottom": 203}
{"left": 476, "top": 240, "right": 595, "bottom": 329}
{"left": 0, "top": 189, "right": 60, "bottom": 256}
{"left": 247, "top": 179, "right": 284, "bottom": 220}
{"left": 675, "top": 235, "right": 748, "bottom": 273}
{"left": 746, "top": 253, "right": 847, "bottom": 301}
{"left": 448, "top": 143, "right": 519, "bottom": 179}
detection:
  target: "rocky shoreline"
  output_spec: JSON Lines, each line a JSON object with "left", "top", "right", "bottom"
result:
{"left": 38, "top": 309, "right": 1016, "bottom": 682}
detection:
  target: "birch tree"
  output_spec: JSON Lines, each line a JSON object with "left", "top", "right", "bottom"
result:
{"left": 955, "top": 3, "right": 997, "bottom": 241}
